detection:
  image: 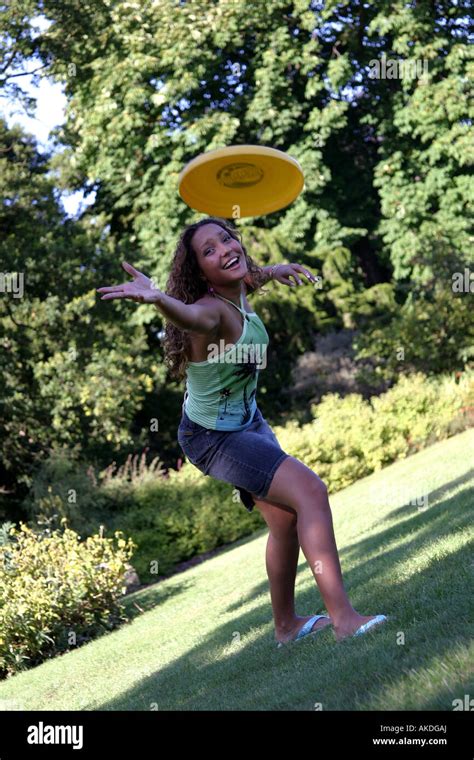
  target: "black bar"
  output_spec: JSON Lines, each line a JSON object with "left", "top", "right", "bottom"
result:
{"left": 0, "top": 710, "right": 471, "bottom": 757}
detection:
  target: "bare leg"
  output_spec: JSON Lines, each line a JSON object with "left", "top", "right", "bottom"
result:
{"left": 254, "top": 499, "right": 332, "bottom": 643}
{"left": 262, "top": 457, "right": 386, "bottom": 640}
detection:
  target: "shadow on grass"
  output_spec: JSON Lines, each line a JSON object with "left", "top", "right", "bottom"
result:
{"left": 375, "top": 467, "right": 474, "bottom": 523}
{"left": 120, "top": 524, "right": 268, "bottom": 620}
{"left": 94, "top": 470, "right": 473, "bottom": 711}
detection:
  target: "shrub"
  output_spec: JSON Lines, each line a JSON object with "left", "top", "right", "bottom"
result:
{"left": 16, "top": 372, "right": 474, "bottom": 590}
{"left": 20, "top": 448, "right": 159, "bottom": 537}
{"left": 0, "top": 520, "right": 136, "bottom": 679}
{"left": 21, "top": 447, "right": 122, "bottom": 536}
{"left": 271, "top": 370, "right": 473, "bottom": 492}
{"left": 106, "top": 463, "right": 263, "bottom": 581}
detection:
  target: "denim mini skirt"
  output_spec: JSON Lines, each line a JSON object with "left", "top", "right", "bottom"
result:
{"left": 177, "top": 405, "right": 290, "bottom": 512}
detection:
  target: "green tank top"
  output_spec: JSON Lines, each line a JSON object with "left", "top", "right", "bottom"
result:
{"left": 184, "top": 290, "right": 269, "bottom": 430}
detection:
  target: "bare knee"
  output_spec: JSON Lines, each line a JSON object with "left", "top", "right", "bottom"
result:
{"left": 295, "top": 472, "right": 329, "bottom": 509}
{"left": 309, "top": 474, "right": 328, "bottom": 501}
{"left": 284, "top": 462, "right": 329, "bottom": 511}
{"left": 265, "top": 456, "right": 329, "bottom": 513}
{"left": 291, "top": 474, "right": 328, "bottom": 512}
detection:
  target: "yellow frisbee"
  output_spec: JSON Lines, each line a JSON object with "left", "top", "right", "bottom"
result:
{"left": 178, "top": 144, "right": 305, "bottom": 218}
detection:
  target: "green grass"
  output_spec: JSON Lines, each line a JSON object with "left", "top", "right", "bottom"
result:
{"left": 1, "top": 429, "right": 473, "bottom": 711}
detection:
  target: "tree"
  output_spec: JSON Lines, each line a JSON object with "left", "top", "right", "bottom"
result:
{"left": 0, "top": 118, "right": 165, "bottom": 512}
{"left": 1, "top": 0, "right": 472, "bottom": 428}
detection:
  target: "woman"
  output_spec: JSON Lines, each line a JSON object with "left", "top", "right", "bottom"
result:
{"left": 97, "top": 216, "right": 387, "bottom": 645}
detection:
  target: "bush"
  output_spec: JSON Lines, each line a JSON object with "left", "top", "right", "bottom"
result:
{"left": 16, "top": 372, "right": 473, "bottom": 590}
{"left": 20, "top": 447, "right": 163, "bottom": 538}
{"left": 271, "top": 370, "right": 473, "bottom": 492}
{"left": 106, "top": 464, "right": 263, "bottom": 581}
{"left": 0, "top": 520, "right": 136, "bottom": 679}
{"left": 20, "top": 447, "right": 124, "bottom": 537}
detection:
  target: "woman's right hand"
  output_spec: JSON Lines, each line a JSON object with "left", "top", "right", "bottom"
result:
{"left": 96, "top": 262, "right": 162, "bottom": 304}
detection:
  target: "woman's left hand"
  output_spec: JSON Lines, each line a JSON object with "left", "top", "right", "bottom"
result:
{"left": 272, "top": 263, "right": 318, "bottom": 287}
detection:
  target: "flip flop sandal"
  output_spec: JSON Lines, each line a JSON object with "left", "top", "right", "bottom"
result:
{"left": 276, "top": 614, "right": 331, "bottom": 648}
{"left": 352, "top": 614, "right": 388, "bottom": 637}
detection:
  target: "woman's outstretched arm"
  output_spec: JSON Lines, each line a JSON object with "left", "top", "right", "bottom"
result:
{"left": 96, "top": 261, "right": 221, "bottom": 335}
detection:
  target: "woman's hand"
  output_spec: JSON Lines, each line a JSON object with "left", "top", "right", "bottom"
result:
{"left": 96, "top": 262, "right": 161, "bottom": 304}
{"left": 272, "top": 263, "right": 319, "bottom": 287}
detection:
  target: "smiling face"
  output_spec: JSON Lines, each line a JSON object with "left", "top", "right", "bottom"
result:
{"left": 191, "top": 223, "right": 247, "bottom": 288}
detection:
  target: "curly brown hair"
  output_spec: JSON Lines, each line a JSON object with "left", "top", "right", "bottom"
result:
{"left": 162, "top": 216, "right": 269, "bottom": 382}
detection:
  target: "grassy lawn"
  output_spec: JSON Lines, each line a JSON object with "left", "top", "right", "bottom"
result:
{"left": 1, "top": 429, "right": 473, "bottom": 711}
